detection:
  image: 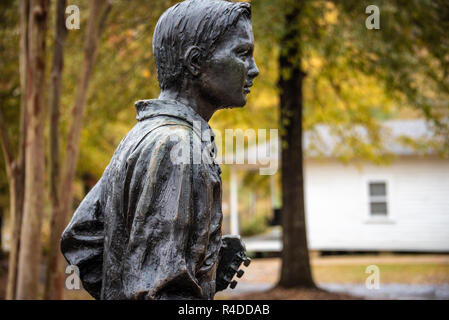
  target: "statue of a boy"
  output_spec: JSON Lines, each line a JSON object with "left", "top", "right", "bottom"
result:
{"left": 61, "top": 0, "right": 258, "bottom": 300}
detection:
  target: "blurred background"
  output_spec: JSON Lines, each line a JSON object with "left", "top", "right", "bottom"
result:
{"left": 0, "top": 0, "right": 448, "bottom": 300}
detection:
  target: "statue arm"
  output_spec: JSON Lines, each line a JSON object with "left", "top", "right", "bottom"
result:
{"left": 60, "top": 179, "right": 105, "bottom": 299}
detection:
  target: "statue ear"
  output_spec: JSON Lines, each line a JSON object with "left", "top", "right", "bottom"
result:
{"left": 184, "top": 46, "right": 203, "bottom": 77}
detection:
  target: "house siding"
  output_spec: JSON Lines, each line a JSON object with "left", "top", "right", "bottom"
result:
{"left": 304, "top": 157, "right": 449, "bottom": 251}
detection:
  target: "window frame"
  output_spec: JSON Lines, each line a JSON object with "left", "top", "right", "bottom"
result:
{"left": 363, "top": 176, "right": 395, "bottom": 224}
{"left": 369, "top": 182, "right": 388, "bottom": 216}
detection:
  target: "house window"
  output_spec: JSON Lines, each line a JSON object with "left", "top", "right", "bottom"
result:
{"left": 368, "top": 182, "right": 388, "bottom": 216}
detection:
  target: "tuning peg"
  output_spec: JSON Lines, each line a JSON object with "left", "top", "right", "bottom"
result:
{"left": 236, "top": 252, "right": 245, "bottom": 261}
{"left": 230, "top": 280, "right": 238, "bottom": 289}
{"left": 230, "top": 265, "right": 239, "bottom": 273}
{"left": 236, "top": 269, "right": 244, "bottom": 278}
{"left": 243, "top": 257, "right": 251, "bottom": 267}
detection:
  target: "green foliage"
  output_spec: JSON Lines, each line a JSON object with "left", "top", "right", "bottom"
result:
{"left": 240, "top": 214, "right": 269, "bottom": 237}
{"left": 331, "top": 0, "right": 449, "bottom": 150}
{"left": 54, "top": 0, "right": 449, "bottom": 191}
{"left": 0, "top": 0, "right": 448, "bottom": 219}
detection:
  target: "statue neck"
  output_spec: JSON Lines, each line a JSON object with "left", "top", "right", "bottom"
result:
{"left": 158, "top": 86, "right": 216, "bottom": 122}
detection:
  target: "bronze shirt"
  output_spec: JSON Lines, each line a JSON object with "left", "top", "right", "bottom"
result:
{"left": 61, "top": 99, "right": 223, "bottom": 300}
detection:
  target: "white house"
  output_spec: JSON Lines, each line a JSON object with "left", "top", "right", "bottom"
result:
{"left": 223, "top": 119, "right": 449, "bottom": 252}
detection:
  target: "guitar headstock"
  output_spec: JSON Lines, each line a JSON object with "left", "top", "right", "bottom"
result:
{"left": 215, "top": 235, "right": 251, "bottom": 292}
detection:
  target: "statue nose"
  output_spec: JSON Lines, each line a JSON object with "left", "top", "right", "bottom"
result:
{"left": 248, "top": 57, "right": 259, "bottom": 78}
{"left": 248, "top": 61, "right": 259, "bottom": 79}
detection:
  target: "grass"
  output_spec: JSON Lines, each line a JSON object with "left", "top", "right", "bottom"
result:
{"left": 235, "top": 255, "right": 449, "bottom": 286}
{"left": 312, "top": 263, "right": 449, "bottom": 284}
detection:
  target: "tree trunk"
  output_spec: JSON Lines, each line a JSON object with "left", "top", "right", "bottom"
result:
{"left": 0, "top": 207, "right": 3, "bottom": 256}
{"left": 278, "top": 1, "right": 315, "bottom": 289}
{"left": 44, "top": 0, "right": 110, "bottom": 300}
{"left": 16, "top": 0, "right": 49, "bottom": 300}
{"left": 5, "top": 169, "right": 25, "bottom": 299}
{"left": 1, "top": 0, "right": 29, "bottom": 300}
{"left": 0, "top": 109, "right": 25, "bottom": 300}
{"left": 44, "top": 0, "right": 68, "bottom": 300}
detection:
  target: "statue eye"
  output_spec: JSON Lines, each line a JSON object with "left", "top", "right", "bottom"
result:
{"left": 236, "top": 48, "right": 249, "bottom": 57}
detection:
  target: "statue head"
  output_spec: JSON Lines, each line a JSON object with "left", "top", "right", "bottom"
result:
{"left": 153, "top": 0, "right": 259, "bottom": 110}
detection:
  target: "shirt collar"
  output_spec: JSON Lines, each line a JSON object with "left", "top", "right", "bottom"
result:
{"left": 134, "top": 99, "right": 215, "bottom": 141}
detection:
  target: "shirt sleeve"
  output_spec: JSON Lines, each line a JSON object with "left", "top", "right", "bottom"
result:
{"left": 60, "top": 179, "right": 105, "bottom": 299}
{"left": 121, "top": 125, "right": 207, "bottom": 300}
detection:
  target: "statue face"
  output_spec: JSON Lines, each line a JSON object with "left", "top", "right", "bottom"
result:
{"left": 198, "top": 18, "right": 259, "bottom": 108}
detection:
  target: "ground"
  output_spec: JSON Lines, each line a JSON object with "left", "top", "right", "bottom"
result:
{"left": 234, "top": 287, "right": 358, "bottom": 300}
{"left": 1, "top": 253, "right": 449, "bottom": 299}
{"left": 228, "top": 254, "right": 449, "bottom": 285}
{"left": 216, "top": 254, "right": 449, "bottom": 300}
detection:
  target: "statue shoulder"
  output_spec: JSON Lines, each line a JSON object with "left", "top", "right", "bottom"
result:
{"left": 128, "top": 120, "right": 197, "bottom": 165}
{"left": 146, "top": 120, "right": 195, "bottom": 147}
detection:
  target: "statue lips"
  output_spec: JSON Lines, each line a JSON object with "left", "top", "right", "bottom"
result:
{"left": 243, "top": 82, "right": 253, "bottom": 94}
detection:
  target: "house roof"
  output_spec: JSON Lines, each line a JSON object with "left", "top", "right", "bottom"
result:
{"left": 304, "top": 119, "right": 438, "bottom": 157}
{"left": 218, "top": 119, "right": 442, "bottom": 166}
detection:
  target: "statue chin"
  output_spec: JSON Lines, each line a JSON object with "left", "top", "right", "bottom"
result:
{"left": 224, "top": 96, "right": 247, "bottom": 109}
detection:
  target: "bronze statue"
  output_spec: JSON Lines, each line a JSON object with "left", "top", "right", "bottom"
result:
{"left": 61, "top": 0, "right": 258, "bottom": 300}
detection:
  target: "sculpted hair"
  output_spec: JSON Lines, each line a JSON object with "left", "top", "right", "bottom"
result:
{"left": 153, "top": 0, "right": 251, "bottom": 90}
